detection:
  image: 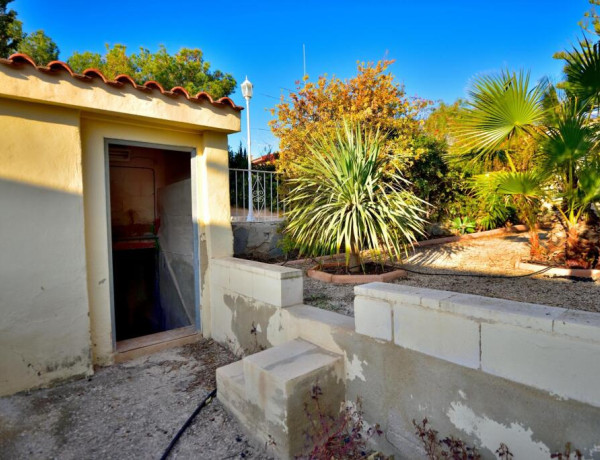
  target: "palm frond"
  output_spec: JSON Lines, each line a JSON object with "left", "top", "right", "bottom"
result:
{"left": 451, "top": 70, "right": 546, "bottom": 168}
{"left": 563, "top": 37, "right": 600, "bottom": 110}
{"left": 543, "top": 98, "right": 593, "bottom": 168}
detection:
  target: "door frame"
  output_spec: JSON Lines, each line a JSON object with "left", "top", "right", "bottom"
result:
{"left": 103, "top": 138, "right": 201, "bottom": 351}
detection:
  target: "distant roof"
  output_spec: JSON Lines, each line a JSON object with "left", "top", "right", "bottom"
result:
{"left": 0, "top": 53, "right": 243, "bottom": 111}
{"left": 252, "top": 152, "right": 279, "bottom": 165}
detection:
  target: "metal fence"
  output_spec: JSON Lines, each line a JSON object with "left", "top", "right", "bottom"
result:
{"left": 229, "top": 168, "right": 285, "bottom": 222}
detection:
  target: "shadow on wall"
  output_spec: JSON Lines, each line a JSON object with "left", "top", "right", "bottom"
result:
{"left": 0, "top": 177, "right": 92, "bottom": 396}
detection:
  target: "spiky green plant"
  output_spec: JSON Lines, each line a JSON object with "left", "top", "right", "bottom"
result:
{"left": 284, "top": 122, "right": 427, "bottom": 272}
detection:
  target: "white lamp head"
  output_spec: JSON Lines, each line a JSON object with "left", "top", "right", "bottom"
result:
{"left": 241, "top": 76, "right": 253, "bottom": 99}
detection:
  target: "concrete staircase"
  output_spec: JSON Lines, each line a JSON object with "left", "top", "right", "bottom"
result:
{"left": 216, "top": 339, "right": 345, "bottom": 459}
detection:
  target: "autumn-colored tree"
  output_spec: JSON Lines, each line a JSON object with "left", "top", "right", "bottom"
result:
{"left": 270, "top": 61, "right": 428, "bottom": 178}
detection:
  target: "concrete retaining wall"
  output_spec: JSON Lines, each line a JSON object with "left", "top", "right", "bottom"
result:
{"left": 211, "top": 257, "right": 600, "bottom": 459}
{"left": 232, "top": 221, "right": 283, "bottom": 260}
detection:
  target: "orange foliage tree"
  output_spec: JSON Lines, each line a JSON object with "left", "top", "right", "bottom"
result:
{"left": 269, "top": 60, "right": 429, "bottom": 178}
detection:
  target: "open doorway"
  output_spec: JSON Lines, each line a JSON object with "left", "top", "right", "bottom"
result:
{"left": 107, "top": 143, "right": 196, "bottom": 344}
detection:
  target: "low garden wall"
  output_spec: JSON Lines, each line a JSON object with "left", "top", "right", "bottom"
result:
{"left": 209, "top": 256, "right": 600, "bottom": 459}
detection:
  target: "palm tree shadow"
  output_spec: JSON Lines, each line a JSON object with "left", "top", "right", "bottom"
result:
{"left": 405, "top": 243, "right": 467, "bottom": 266}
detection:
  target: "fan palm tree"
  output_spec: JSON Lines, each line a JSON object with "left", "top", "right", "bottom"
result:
{"left": 284, "top": 121, "right": 427, "bottom": 273}
{"left": 452, "top": 38, "right": 600, "bottom": 265}
{"left": 450, "top": 70, "right": 547, "bottom": 256}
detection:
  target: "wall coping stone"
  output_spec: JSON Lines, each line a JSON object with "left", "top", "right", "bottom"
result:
{"left": 213, "top": 257, "right": 302, "bottom": 280}
{"left": 355, "top": 282, "right": 600, "bottom": 342}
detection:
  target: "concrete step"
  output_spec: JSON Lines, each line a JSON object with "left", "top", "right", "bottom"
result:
{"left": 215, "top": 360, "right": 247, "bottom": 422}
{"left": 216, "top": 339, "right": 345, "bottom": 459}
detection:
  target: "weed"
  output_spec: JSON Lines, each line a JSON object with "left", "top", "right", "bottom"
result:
{"left": 298, "top": 384, "right": 391, "bottom": 460}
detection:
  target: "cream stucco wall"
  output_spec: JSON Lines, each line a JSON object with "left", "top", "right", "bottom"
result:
{"left": 0, "top": 98, "right": 93, "bottom": 396}
{"left": 81, "top": 116, "right": 233, "bottom": 365}
{"left": 0, "top": 64, "right": 238, "bottom": 395}
{"left": 0, "top": 64, "right": 241, "bottom": 134}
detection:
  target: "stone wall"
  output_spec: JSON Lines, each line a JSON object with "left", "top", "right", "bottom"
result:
{"left": 211, "top": 256, "right": 600, "bottom": 459}
{"left": 232, "top": 221, "right": 283, "bottom": 260}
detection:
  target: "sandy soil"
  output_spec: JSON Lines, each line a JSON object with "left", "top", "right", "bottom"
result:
{"left": 0, "top": 339, "right": 270, "bottom": 460}
{"left": 297, "top": 234, "right": 600, "bottom": 317}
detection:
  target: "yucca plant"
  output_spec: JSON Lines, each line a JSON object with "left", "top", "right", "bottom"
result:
{"left": 284, "top": 121, "right": 427, "bottom": 273}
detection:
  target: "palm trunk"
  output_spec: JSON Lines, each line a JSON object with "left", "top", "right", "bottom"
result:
{"left": 529, "top": 225, "right": 542, "bottom": 260}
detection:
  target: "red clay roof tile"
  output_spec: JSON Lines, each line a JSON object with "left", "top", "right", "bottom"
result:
{"left": 0, "top": 53, "right": 243, "bottom": 111}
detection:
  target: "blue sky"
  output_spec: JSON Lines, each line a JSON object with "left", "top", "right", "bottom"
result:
{"left": 13, "top": 0, "right": 592, "bottom": 154}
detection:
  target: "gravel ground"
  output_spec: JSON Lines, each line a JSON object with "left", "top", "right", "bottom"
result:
{"left": 297, "top": 234, "right": 600, "bottom": 317}
{"left": 0, "top": 339, "right": 269, "bottom": 460}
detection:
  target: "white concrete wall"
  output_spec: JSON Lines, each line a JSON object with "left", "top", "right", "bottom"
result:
{"left": 354, "top": 283, "right": 600, "bottom": 407}
{"left": 213, "top": 258, "right": 600, "bottom": 460}
{"left": 209, "top": 257, "right": 303, "bottom": 351}
{"left": 354, "top": 283, "right": 600, "bottom": 458}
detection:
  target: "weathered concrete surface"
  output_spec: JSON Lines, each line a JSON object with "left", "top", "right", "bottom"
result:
{"left": 0, "top": 340, "right": 270, "bottom": 460}
{"left": 233, "top": 221, "right": 283, "bottom": 260}
{"left": 212, "top": 258, "right": 600, "bottom": 460}
{"left": 217, "top": 339, "right": 345, "bottom": 459}
{"left": 210, "top": 257, "right": 303, "bottom": 354}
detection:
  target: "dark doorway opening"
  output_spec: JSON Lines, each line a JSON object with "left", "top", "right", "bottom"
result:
{"left": 108, "top": 144, "right": 194, "bottom": 342}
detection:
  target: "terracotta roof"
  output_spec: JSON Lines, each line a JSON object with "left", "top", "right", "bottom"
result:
{"left": 251, "top": 152, "right": 279, "bottom": 165}
{"left": 0, "top": 53, "right": 243, "bottom": 111}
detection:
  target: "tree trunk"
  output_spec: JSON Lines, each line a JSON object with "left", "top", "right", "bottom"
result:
{"left": 348, "top": 251, "right": 361, "bottom": 274}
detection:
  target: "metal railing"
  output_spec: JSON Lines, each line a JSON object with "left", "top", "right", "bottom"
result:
{"left": 229, "top": 168, "right": 285, "bottom": 222}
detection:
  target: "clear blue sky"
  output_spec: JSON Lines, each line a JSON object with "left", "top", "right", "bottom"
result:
{"left": 13, "top": 0, "right": 591, "bottom": 154}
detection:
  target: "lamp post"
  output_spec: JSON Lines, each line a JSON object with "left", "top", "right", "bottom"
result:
{"left": 241, "top": 77, "right": 254, "bottom": 221}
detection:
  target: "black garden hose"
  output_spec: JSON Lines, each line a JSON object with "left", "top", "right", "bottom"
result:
{"left": 159, "top": 388, "right": 217, "bottom": 460}
{"left": 396, "top": 265, "right": 552, "bottom": 279}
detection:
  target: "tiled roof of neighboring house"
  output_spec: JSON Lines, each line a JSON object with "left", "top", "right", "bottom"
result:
{"left": 0, "top": 53, "right": 243, "bottom": 111}
{"left": 251, "top": 152, "right": 279, "bottom": 165}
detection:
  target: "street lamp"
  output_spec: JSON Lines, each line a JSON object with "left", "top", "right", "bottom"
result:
{"left": 241, "top": 77, "right": 254, "bottom": 221}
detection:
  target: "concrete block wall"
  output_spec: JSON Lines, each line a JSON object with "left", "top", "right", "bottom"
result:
{"left": 209, "top": 257, "right": 303, "bottom": 352}
{"left": 354, "top": 283, "right": 600, "bottom": 408}
{"left": 212, "top": 258, "right": 600, "bottom": 459}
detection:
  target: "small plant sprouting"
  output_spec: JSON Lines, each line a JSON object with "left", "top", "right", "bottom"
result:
{"left": 298, "top": 384, "right": 390, "bottom": 460}
{"left": 414, "top": 418, "right": 514, "bottom": 460}
{"left": 496, "top": 443, "right": 514, "bottom": 460}
{"left": 551, "top": 443, "right": 583, "bottom": 460}
{"left": 451, "top": 216, "right": 477, "bottom": 235}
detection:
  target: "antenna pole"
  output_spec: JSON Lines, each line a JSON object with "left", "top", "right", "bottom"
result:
{"left": 303, "top": 44, "right": 306, "bottom": 78}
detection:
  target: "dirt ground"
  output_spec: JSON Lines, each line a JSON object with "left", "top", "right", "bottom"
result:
{"left": 298, "top": 234, "right": 600, "bottom": 317}
{"left": 0, "top": 339, "right": 270, "bottom": 460}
